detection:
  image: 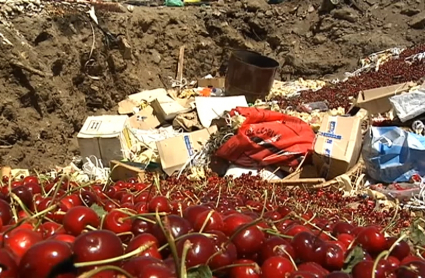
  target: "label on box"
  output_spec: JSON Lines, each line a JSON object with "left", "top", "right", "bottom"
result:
{"left": 321, "top": 118, "right": 338, "bottom": 177}
{"left": 184, "top": 135, "right": 194, "bottom": 156}
{"left": 87, "top": 120, "right": 102, "bottom": 131}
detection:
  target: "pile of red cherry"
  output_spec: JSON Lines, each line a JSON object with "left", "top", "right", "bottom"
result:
{"left": 0, "top": 174, "right": 424, "bottom": 278}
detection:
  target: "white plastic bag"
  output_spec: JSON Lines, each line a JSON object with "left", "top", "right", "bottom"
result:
{"left": 390, "top": 87, "right": 425, "bottom": 122}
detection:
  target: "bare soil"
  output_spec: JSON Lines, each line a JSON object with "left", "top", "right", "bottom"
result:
{"left": 0, "top": 0, "right": 424, "bottom": 170}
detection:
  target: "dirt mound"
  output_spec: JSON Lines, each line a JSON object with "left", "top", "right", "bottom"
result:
{"left": 0, "top": 0, "right": 424, "bottom": 170}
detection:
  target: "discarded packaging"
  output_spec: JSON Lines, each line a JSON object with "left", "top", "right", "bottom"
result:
{"left": 77, "top": 115, "right": 129, "bottom": 166}
{"left": 156, "top": 126, "right": 218, "bottom": 176}
{"left": 195, "top": 95, "right": 248, "bottom": 128}
{"left": 128, "top": 106, "right": 162, "bottom": 130}
{"left": 363, "top": 126, "right": 425, "bottom": 183}
{"left": 110, "top": 160, "right": 147, "bottom": 182}
{"left": 354, "top": 82, "right": 416, "bottom": 115}
{"left": 197, "top": 77, "right": 225, "bottom": 88}
{"left": 389, "top": 83, "right": 425, "bottom": 122}
{"left": 216, "top": 107, "right": 315, "bottom": 168}
{"left": 313, "top": 114, "right": 363, "bottom": 180}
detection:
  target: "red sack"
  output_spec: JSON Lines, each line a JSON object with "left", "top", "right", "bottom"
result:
{"left": 215, "top": 107, "right": 315, "bottom": 167}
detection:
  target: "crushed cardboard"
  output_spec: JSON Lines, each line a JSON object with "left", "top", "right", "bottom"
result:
{"left": 354, "top": 82, "right": 417, "bottom": 115}
{"left": 156, "top": 126, "right": 218, "bottom": 176}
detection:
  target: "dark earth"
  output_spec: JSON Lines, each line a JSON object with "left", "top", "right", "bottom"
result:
{"left": 0, "top": 0, "right": 424, "bottom": 170}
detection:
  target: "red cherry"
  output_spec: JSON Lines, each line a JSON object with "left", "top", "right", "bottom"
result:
{"left": 222, "top": 213, "right": 252, "bottom": 237}
{"left": 324, "top": 272, "right": 352, "bottom": 278}
{"left": 151, "top": 215, "right": 192, "bottom": 245}
{"left": 320, "top": 243, "right": 345, "bottom": 270}
{"left": 297, "top": 262, "right": 330, "bottom": 277}
{"left": 148, "top": 196, "right": 172, "bottom": 213}
{"left": 37, "top": 222, "right": 66, "bottom": 239}
{"left": 0, "top": 199, "right": 12, "bottom": 225}
{"left": 332, "top": 221, "right": 354, "bottom": 236}
{"left": 260, "top": 236, "right": 295, "bottom": 263}
{"left": 24, "top": 182, "right": 41, "bottom": 196}
{"left": 131, "top": 218, "right": 154, "bottom": 235}
{"left": 291, "top": 231, "right": 322, "bottom": 263}
{"left": 138, "top": 264, "right": 175, "bottom": 278}
{"left": 62, "top": 206, "right": 100, "bottom": 236}
{"left": 18, "top": 240, "right": 73, "bottom": 278}
{"left": 229, "top": 259, "right": 260, "bottom": 278}
{"left": 103, "top": 209, "right": 132, "bottom": 234}
{"left": 287, "top": 271, "right": 318, "bottom": 278}
{"left": 208, "top": 230, "right": 238, "bottom": 271}
{"left": 58, "top": 194, "right": 82, "bottom": 211}
{"left": 0, "top": 249, "right": 18, "bottom": 277}
{"left": 193, "top": 209, "right": 224, "bottom": 232}
{"left": 122, "top": 256, "right": 165, "bottom": 277}
{"left": 79, "top": 190, "right": 98, "bottom": 207}
{"left": 337, "top": 233, "right": 355, "bottom": 249}
{"left": 231, "top": 224, "right": 265, "bottom": 256}
{"left": 395, "top": 260, "right": 425, "bottom": 278}
{"left": 11, "top": 185, "right": 33, "bottom": 208}
{"left": 22, "top": 176, "right": 39, "bottom": 185}
{"left": 176, "top": 234, "right": 215, "bottom": 268}
{"left": 4, "top": 228, "right": 42, "bottom": 262}
{"left": 355, "top": 226, "right": 387, "bottom": 254}
{"left": 72, "top": 230, "right": 123, "bottom": 272}
{"left": 261, "top": 256, "right": 295, "bottom": 277}
{"left": 386, "top": 237, "right": 411, "bottom": 261}
{"left": 352, "top": 260, "right": 391, "bottom": 278}
{"left": 183, "top": 205, "right": 210, "bottom": 224}
{"left": 49, "top": 234, "right": 76, "bottom": 244}
{"left": 284, "top": 224, "right": 311, "bottom": 237}
{"left": 125, "top": 233, "right": 161, "bottom": 259}
{"left": 401, "top": 255, "right": 423, "bottom": 265}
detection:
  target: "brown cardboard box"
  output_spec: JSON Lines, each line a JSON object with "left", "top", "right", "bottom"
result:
{"left": 355, "top": 82, "right": 416, "bottom": 114}
{"left": 77, "top": 115, "right": 129, "bottom": 166}
{"left": 151, "top": 97, "right": 194, "bottom": 122}
{"left": 198, "top": 77, "right": 225, "bottom": 88}
{"left": 313, "top": 115, "right": 363, "bottom": 180}
{"left": 128, "top": 107, "right": 162, "bottom": 130}
{"left": 109, "top": 160, "right": 146, "bottom": 182}
{"left": 156, "top": 126, "right": 218, "bottom": 176}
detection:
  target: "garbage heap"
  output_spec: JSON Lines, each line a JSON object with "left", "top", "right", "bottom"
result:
{"left": 14, "top": 44, "right": 425, "bottom": 209}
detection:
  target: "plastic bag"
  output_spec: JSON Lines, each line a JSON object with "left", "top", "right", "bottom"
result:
{"left": 165, "top": 0, "right": 184, "bottom": 7}
{"left": 390, "top": 87, "right": 425, "bottom": 122}
{"left": 362, "top": 126, "right": 425, "bottom": 183}
{"left": 215, "top": 107, "right": 315, "bottom": 168}
{"left": 369, "top": 183, "right": 421, "bottom": 202}
{"left": 298, "top": 101, "right": 329, "bottom": 113}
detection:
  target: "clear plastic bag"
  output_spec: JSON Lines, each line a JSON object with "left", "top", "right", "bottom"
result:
{"left": 390, "top": 87, "right": 425, "bottom": 122}
{"left": 298, "top": 101, "right": 329, "bottom": 113}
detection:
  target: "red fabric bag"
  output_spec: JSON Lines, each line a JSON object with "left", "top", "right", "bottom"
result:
{"left": 215, "top": 107, "right": 315, "bottom": 167}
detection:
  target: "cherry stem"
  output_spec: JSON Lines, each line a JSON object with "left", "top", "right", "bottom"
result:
{"left": 180, "top": 240, "right": 191, "bottom": 278}
{"left": 228, "top": 218, "right": 262, "bottom": 243}
{"left": 199, "top": 210, "right": 214, "bottom": 233}
{"left": 372, "top": 250, "right": 389, "bottom": 278}
{"left": 262, "top": 228, "right": 294, "bottom": 240}
{"left": 74, "top": 241, "right": 154, "bottom": 268}
{"left": 212, "top": 263, "right": 258, "bottom": 274}
{"left": 78, "top": 265, "right": 134, "bottom": 278}
{"left": 384, "top": 233, "right": 407, "bottom": 260}
{"left": 155, "top": 208, "right": 181, "bottom": 278}
{"left": 276, "top": 245, "right": 298, "bottom": 271}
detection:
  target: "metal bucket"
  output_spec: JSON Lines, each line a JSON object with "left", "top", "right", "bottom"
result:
{"left": 225, "top": 50, "right": 279, "bottom": 102}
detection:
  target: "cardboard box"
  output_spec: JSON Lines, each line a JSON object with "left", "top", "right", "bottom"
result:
{"left": 77, "top": 115, "right": 129, "bottom": 166}
{"left": 355, "top": 82, "right": 416, "bottom": 115}
{"left": 313, "top": 115, "right": 363, "bottom": 180}
{"left": 151, "top": 97, "right": 193, "bottom": 122}
{"left": 198, "top": 77, "right": 225, "bottom": 88}
{"left": 156, "top": 126, "right": 218, "bottom": 175}
{"left": 110, "top": 160, "right": 146, "bottom": 182}
{"left": 128, "top": 106, "right": 162, "bottom": 130}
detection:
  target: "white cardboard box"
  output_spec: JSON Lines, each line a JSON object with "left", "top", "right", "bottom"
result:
{"left": 77, "top": 115, "right": 129, "bottom": 166}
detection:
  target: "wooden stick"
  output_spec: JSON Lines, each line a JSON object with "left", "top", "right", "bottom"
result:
{"left": 176, "top": 45, "right": 185, "bottom": 83}
{"left": 270, "top": 178, "right": 326, "bottom": 185}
